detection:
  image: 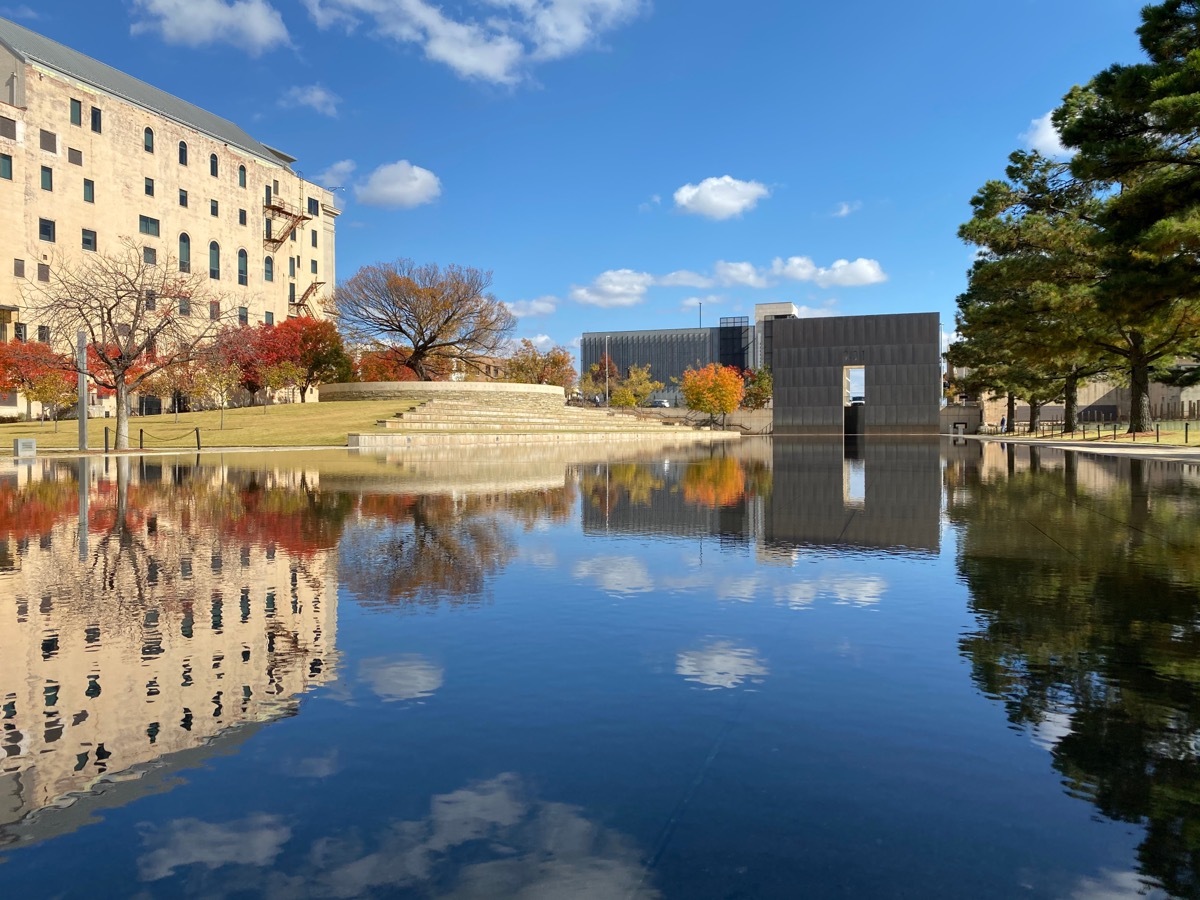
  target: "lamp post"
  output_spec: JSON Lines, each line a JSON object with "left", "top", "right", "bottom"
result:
{"left": 604, "top": 334, "right": 609, "bottom": 405}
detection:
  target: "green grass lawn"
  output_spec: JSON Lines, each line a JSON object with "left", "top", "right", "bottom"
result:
{"left": 0, "top": 400, "right": 410, "bottom": 451}
{"left": 1019, "top": 421, "right": 1200, "bottom": 448}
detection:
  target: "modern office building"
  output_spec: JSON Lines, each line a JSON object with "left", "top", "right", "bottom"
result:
{"left": 0, "top": 16, "right": 337, "bottom": 412}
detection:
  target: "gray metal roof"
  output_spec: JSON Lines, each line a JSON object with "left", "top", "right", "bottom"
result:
{"left": 0, "top": 16, "right": 292, "bottom": 169}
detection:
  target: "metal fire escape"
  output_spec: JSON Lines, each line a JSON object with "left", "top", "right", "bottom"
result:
{"left": 263, "top": 195, "right": 311, "bottom": 253}
{"left": 293, "top": 281, "right": 326, "bottom": 316}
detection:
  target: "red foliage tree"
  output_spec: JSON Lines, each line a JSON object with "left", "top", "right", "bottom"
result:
{"left": 269, "top": 316, "right": 352, "bottom": 400}
{"left": 0, "top": 340, "right": 76, "bottom": 417}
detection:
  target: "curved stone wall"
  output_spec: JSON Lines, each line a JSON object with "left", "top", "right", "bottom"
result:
{"left": 319, "top": 381, "right": 567, "bottom": 413}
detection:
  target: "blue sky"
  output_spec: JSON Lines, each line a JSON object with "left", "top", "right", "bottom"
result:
{"left": 7, "top": 0, "right": 1145, "bottom": 356}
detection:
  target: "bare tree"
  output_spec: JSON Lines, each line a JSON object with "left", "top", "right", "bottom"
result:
{"left": 21, "top": 241, "right": 234, "bottom": 449}
{"left": 333, "top": 260, "right": 516, "bottom": 381}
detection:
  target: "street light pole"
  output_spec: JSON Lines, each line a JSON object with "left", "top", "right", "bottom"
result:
{"left": 604, "top": 334, "right": 609, "bottom": 405}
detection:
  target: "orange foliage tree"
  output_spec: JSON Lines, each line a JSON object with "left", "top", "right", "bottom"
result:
{"left": 680, "top": 363, "right": 745, "bottom": 426}
{"left": 0, "top": 339, "right": 75, "bottom": 420}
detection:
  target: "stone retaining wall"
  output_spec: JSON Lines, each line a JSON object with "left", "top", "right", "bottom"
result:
{"left": 319, "top": 381, "right": 567, "bottom": 414}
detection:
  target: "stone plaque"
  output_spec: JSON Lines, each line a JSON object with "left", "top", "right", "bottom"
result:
{"left": 12, "top": 438, "right": 35, "bottom": 458}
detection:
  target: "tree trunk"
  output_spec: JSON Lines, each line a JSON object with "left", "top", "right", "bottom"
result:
{"left": 1129, "top": 334, "right": 1152, "bottom": 433}
{"left": 1028, "top": 399, "right": 1042, "bottom": 434}
{"left": 1006, "top": 392, "right": 1016, "bottom": 434}
{"left": 114, "top": 378, "right": 130, "bottom": 450}
{"left": 1063, "top": 374, "right": 1079, "bottom": 432}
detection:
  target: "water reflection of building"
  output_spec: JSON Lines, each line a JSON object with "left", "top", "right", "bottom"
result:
{"left": 764, "top": 439, "right": 942, "bottom": 556}
{"left": 579, "top": 440, "right": 773, "bottom": 545}
{"left": 0, "top": 458, "right": 338, "bottom": 845}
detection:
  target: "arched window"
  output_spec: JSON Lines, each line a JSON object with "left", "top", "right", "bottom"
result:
{"left": 209, "top": 241, "right": 220, "bottom": 280}
{"left": 178, "top": 233, "right": 190, "bottom": 273}
{"left": 237, "top": 165, "right": 246, "bottom": 188}
{"left": 178, "top": 141, "right": 187, "bottom": 165}
{"left": 264, "top": 256, "right": 274, "bottom": 282}
{"left": 237, "top": 249, "right": 248, "bottom": 286}
{"left": 209, "top": 154, "right": 218, "bottom": 177}
{"left": 144, "top": 127, "right": 154, "bottom": 153}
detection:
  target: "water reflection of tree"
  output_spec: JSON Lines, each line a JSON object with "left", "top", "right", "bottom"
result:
{"left": 950, "top": 453, "right": 1200, "bottom": 897}
{"left": 340, "top": 494, "right": 517, "bottom": 609}
{"left": 583, "top": 463, "right": 664, "bottom": 511}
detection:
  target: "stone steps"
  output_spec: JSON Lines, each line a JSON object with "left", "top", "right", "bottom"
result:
{"left": 375, "top": 398, "right": 675, "bottom": 433}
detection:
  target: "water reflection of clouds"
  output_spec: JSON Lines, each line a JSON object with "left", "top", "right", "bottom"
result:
{"left": 572, "top": 556, "right": 655, "bottom": 595}
{"left": 359, "top": 655, "right": 444, "bottom": 702}
{"left": 138, "top": 814, "right": 291, "bottom": 882}
{"left": 676, "top": 641, "right": 768, "bottom": 689}
{"left": 1029, "top": 709, "right": 1074, "bottom": 753}
{"left": 1070, "top": 868, "right": 1168, "bottom": 899}
{"left": 135, "top": 774, "right": 659, "bottom": 898}
{"left": 774, "top": 574, "right": 888, "bottom": 609}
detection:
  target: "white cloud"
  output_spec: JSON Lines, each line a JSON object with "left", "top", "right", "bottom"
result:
{"left": 833, "top": 200, "right": 862, "bottom": 218}
{"left": 658, "top": 269, "right": 713, "bottom": 288}
{"left": 676, "top": 641, "right": 768, "bottom": 689}
{"left": 774, "top": 574, "right": 887, "bottom": 609}
{"left": 681, "top": 294, "right": 721, "bottom": 310}
{"left": 1070, "top": 869, "right": 1167, "bottom": 900}
{"left": 354, "top": 160, "right": 442, "bottom": 208}
{"left": 138, "top": 815, "right": 291, "bottom": 881}
{"left": 130, "top": 0, "right": 290, "bottom": 55}
{"left": 1021, "top": 111, "right": 1072, "bottom": 158}
{"left": 573, "top": 555, "right": 654, "bottom": 593}
{"left": 0, "top": 5, "right": 38, "bottom": 19}
{"left": 792, "top": 304, "right": 838, "bottom": 318}
{"left": 303, "top": 0, "right": 644, "bottom": 85}
{"left": 569, "top": 268, "right": 654, "bottom": 308}
{"left": 506, "top": 295, "right": 557, "bottom": 318}
{"left": 360, "top": 655, "right": 444, "bottom": 701}
{"left": 673, "top": 175, "right": 770, "bottom": 220}
{"left": 315, "top": 159, "right": 357, "bottom": 189}
{"left": 771, "top": 255, "right": 887, "bottom": 288}
{"left": 529, "top": 333, "right": 554, "bottom": 349}
{"left": 280, "top": 84, "right": 341, "bottom": 117}
{"left": 637, "top": 193, "right": 662, "bottom": 213}
{"left": 714, "top": 260, "right": 769, "bottom": 288}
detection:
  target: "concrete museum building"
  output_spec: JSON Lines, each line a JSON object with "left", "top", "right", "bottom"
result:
{"left": 0, "top": 16, "right": 338, "bottom": 414}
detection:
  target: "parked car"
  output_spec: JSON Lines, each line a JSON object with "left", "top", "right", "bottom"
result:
{"left": 648, "top": 399, "right": 670, "bottom": 408}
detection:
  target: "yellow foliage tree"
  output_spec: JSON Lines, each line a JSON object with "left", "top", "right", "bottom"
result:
{"left": 680, "top": 363, "right": 745, "bottom": 425}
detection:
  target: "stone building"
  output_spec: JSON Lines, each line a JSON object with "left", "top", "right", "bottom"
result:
{"left": 0, "top": 16, "right": 338, "bottom": 413}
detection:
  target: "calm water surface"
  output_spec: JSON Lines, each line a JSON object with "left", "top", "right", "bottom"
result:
{"left": 0, "top": 438, "right": 1197, "bottom": 898}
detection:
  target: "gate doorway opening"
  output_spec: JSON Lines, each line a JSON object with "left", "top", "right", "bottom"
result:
{"left": 843, "top": 365, "right": 865, "bottom": 434}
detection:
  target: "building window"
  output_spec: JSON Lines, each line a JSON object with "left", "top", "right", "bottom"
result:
{"left": 264, "top": 256, "right": 274, "bottom": 282}
{"left": 264, "top": 311, "right": 274, "bottom": 326}
{"left": 209, "top": 242, "right": 220, "bottom": 280}
{"left": 90, "top": 107, "right": 102, "bottom": 133}
{"left": 179, "top": 141, "right": 188, "bottom": 165}
{"left": 68, "top": 148, "right": 82, "bottom": 165}
{"left": 210, "top": 199, "right": 219, "bottom": 217}
{"left": 40, "top": 129, "right": 56, "bottom": 152}
{"left": 264, "top": 184, "right": 272, "bottom": 205}
{"left": 81, "top": 229, "right": 97, "bottom": 252}
{"left": 40, "top": 166, "right": 52, "bottom": 191}
{"left": 142, "top": 128, "right": 154, "bottom": 153}
{"left": 83, "top": 178, "right": 94, "bottom": 203}
{"left": 0, "top": 153, "right": 10, "bottom": 179}
{"left": 288, "top": 257, "right": 295, "bottom": 278}
{"left": 290, "top": 229, "right": 296, "bottom": 242}
{"left": 311, "top": 259, "right": 317, "bottom": 274}
{"left": 70, "top": 99, "right": 82, "bottom": 126}
{"left": 311, "top": 231, "right": 317, "bottom": 248}
{"left": 265, "top": 219, "right": 272, "bottom": 240}
{"left": 209, "top": 154, "right": 218, "bottom": 177}
{"left": 38, "top": 219, "right": 55, "bottom": 243}
{"left": 37, "top": 326, "right": 50, "bottom": 343}
{"left": 210, "top": 301, "right": 221, "bottom": 321}
{"left": 13, "top": 323, "right": 25, "bottom": 342}
{"left": 307, "top": 197, "right": 320, "bottom": 216}
{"left": 179, "top": 188, "right": 188, "bottom": 207}
{"left": 143, "top": 247, "right": 157, "bottom": 265}
{"left": 13, "top": 259, "right": 23, "bottom": 277}
{"left": 37, "top": 263, "right": 49, "bottom": 282}
{"left": 237, "top": 249, "right": 248, "bottom": 286}
{"left": 238, "top": 208, "right": 247, "bottom": 226}
{"left": 145, "top": 289, "right": 156, "bottom": 311}
{"left": 138, "top": 215, "right": 160, "bottom": 237}
{"left": 288, "top": 282, "right": 296, "bottom": 303}
{"left": 179, "top": 298, "right": 191, "bottom": 317}
{"left": 0, "top": 116, "right": 15, "bottom": 139}
{"left": 238, "top": 306, "right": 249, "bottom": 326}
{"left": 179, "top": 234, "right": 191, "bottom": 273}
{"left": 145, "top": 177, "right": 154, "bottom": 197}
{"left": 238, "top": 165, "right": 246, "bottom": 188}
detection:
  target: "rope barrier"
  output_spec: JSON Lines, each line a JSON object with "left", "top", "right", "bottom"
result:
{"left": 139, "top": 427, "right": 202, "bottom": 451}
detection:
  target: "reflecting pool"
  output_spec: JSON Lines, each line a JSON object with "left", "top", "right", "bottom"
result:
{"left": 1, "top": 438, "right": 1198, "bottom": 897}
